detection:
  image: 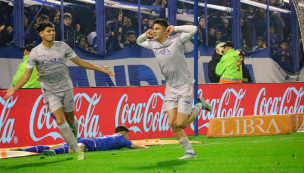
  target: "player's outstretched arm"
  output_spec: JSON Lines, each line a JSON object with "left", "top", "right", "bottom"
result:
{"left": 136, "top": 29, "right": 152, "bottom": 49}
{"left": 2, "top": 68, "right": 33, "bottom": 100}
{"left": 174, "top": 25, "right": 197, "bottom": 44}
{"left": 70, "top": 56, "right": 115, "bottom": 76}
{"left": 130, "top": 144, "right": 149, "bottom": 149}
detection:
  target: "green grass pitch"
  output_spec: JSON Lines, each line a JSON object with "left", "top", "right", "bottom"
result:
{"left": 0, "top": 132, "right": 303, "bottom": 173}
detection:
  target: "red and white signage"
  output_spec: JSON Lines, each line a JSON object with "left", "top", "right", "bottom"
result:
{"left": 0, "top": 83, "right": 304, "bottom": 147}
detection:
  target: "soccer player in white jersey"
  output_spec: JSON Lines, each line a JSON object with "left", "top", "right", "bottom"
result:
{"left": 2, "top": 22, "right": 115, "bottom": 160}
{"left": 136, "top": 19, "right": 212, "bottom": 159}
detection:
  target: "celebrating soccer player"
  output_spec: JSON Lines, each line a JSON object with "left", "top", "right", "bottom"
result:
{"left": 2, "top": 22, "right": 115, "bottom": 160}
{"left": 136, "top": 19, "right": 212, "bottom": 159}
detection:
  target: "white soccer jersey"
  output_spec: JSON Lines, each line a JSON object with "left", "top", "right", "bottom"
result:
{"left": 27, "top": 41, "right": 77, "bottom": 93}
{"left": 137, "top": 25, "right": 197, "bottom": 89}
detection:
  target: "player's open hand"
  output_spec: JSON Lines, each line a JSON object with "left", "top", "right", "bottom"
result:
{"left": 2, "top": 88, "right": 16, "bottom": 100}
{"left": 101, "top": 66, "right": 115, "bottom": 76}
{"left": 145, "top": 29, "right": 153, "bottom": 37}
{"left": 166, "top": 25, "right": 175, "bottom": 36}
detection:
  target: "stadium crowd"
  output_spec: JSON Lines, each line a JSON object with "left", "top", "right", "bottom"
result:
{"left": 0, "top": 0, "right": 302, "bottom": 70}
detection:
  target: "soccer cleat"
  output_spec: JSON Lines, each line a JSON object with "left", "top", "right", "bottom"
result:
{"left": 179, "top": 152, "right": 197, "bottom": 159}
{"left": 9, "top": 148, "right": 24, "bottom": 151}
{"left": 77, "top": 150, "right": 85, "bottom": 160}
{"left": 68, "top": 147, "right": 75, "bottom": 154}
{"left": 197, "top": 97, "right": 212, "bottom": 111}
{"left": 42, "top": 150, "right": 56, "bottom": 156}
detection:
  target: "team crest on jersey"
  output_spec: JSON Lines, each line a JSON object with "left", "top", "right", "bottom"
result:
{"left": 57, "top": 50, "right": 61, "bottom": 54}
{"left": 154, "top": 49, "right": 171, "bottom": 55}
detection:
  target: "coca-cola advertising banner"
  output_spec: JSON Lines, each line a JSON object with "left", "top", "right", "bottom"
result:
{"left": 1, "top": 83, "right": 304, "bottom": 148}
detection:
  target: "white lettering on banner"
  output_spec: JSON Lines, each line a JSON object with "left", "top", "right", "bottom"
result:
{"left": 254, "top": 87, "right": 304, "bottom": 115}
{"left": 191, "top": 89, "right": 246, "bottom": 130}
{"left": 115, "top": 93, "right": 170, "bottom": 133}
{"left": 220, "top": 118, "right": 281, "bottom": 135}
{"left": 30, "top": 93, "right": 101, "bottom": 142}
{"left": 30, "top": 94, "right": 61, "bottom": 141}
{"left": 74, "top": 93, "right": 100, "bottom": 138}
{"left": 0, "top": 97, "right": 16, "bottom": 144}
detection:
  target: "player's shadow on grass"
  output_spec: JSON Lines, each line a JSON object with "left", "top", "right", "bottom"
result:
{"left": 122, "top": 159, "right": 206, "bottom": 170}
{"left": 2, "top": 157, "right": 73, "bottom": 170}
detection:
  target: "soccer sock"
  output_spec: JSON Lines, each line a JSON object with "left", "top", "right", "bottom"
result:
{"left": 58, "top": 122, "right": 81, "bottom": 153}
{"left": 53, "top": 146, "right": 69, "bottom": 154}
{"left": 69, "top": 120, "right": 79, "bottom": 139}
{"left": 179, "top": 137, "right": 195, "bottom": 154}
{"left": 191, "top": 102, "right": 202, "bottom": 119}
{"left": 24, "top": 145, "right": 50, "bottom": 153}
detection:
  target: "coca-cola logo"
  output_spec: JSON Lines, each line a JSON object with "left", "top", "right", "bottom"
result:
{"left": 254, "top": 87, "right": 304, "bottom": 115}
{"left": 190, "top": 89, "right": 246, "bottom": 130}
{"left": 0, "top": 96, "right": 16, "bottom": 144}
{"left": 115, "top": 88, "right": 247, "bottom": 133}
{"left": 115, "top": 93, "right": 170, "bottom": 133}
{"left": 30, "top": 93, "right": 101, "bottom": 141}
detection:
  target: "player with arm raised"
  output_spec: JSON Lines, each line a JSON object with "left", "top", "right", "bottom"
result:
{"left": 2, "top": 22, "right": 115, "bottom": 160}
{"left": 136, "top": 19, "right": 212, "bottom": 159}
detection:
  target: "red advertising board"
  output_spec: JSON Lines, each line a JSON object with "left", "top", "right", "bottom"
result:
{"left": 0, "top": 83, "right": 304, "bottom": 147}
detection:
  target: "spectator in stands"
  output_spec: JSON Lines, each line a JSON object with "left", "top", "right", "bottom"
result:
{"left": 208, "top": 43, "right": 224, "bottom": 83}
{"left": 11, "top": 44, "right": 40, "bottom": 88}
{"left": 218, "top": 18, "right": 232, "bottom": 41}
{"left": 52, "top": 8, "right": 60, "bottom": 25}
{"left": 266, "top": 26, "right": 279, "bottom": 52}
{"left": 142, "top": 17, "right": 154, "bottom": 34}
{"left": 254, "top": 8, "right": 267, "bottom": 38}
{"left": 276, "top": 41, "right": 292, "bottom": 68}
{"left": 270, "top": 12, "right": 285, "bottom": 43}
{"left": 252, "top": 37, "right": 266, "bottom": 51}
{"left": 236, "top": 49, "right": 252, "bottom": 83}
{"left": 241, "top": 32, "right": 251, "bottom": 52}
{"left": 112, "top": 33, "right": 124, "bottom": 52}
{"left": 151, "top": 0, "right": 162, "bottom": 7}
{"left": 76, "top": 35, "right": 89, "bottom": 52}
{"left": 209, "top": 29, "right": 222, "bottom": 47}
{"left": 24, "top": 15, "right": 33, "bottom": 45}
{"left": 56, "top": 13, "right": 82, "bottom": 47}
{"left": 123, "top": 31, "right": 138, "bottom": 47}
{"left": 31, "top": 14, "right": 50, "bottom": 45}
{"left": 197, "top": 16, "right": 206, "bottom": 45}
{"left": 4, "top": 26, "right": 13, "bottom": 45}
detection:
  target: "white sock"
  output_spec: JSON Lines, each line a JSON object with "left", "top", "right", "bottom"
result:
{"left": 191, "top": 103, "right": 202, "bottom": 119}
{"left": 69, "top": 120, "right": 79, "bottom": 139}
{"left": 179, "top": 137, "right": 194, "bottom": 154}
{"left": 58, "top": 122, "right": 81, "bottom": 153}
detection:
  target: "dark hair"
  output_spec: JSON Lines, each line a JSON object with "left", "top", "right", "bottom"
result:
{"left": 153, "top": 19, "right": 169, "bottom": 28}
{"left": 257, "top": 37, "right": 264, "bottom": 42}
{"left": 40, "top": 14, "right": 49, "bottom": 21}
{"left": 115, "top": 125, "right": 129, "bottom": 133}
{"left": 37, "top": 22, "right": 55, "bottom": 33}
{"left": 126, "top": 31, "right": 136, "bottom": 37}
{"left": 198, "top": 15, "right": 205, "bottom": 22}
{"left": 76, "top": 35, "right": 86, "bottom": 44}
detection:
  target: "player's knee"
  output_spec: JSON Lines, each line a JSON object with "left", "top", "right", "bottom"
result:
{"left": 169, "top": 121, "right": 176, "bottom": 128}
{"left": 176, "top": 122, "right": 187, "bottom": 129}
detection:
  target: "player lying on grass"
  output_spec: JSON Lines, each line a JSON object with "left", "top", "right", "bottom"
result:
{"left": 10, "top": 125, "right": 148, "bottom": 155}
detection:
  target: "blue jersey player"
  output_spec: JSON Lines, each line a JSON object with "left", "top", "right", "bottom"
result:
{"left": 10, "top": 125, "right": 148, "bottom": 155}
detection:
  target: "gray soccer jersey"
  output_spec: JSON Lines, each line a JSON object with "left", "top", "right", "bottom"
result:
{"left": 27, "top": 41, "right": 77, "bottom": 93}
{"left": 137, "top": 25, "right": 197, "bottom": 89}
